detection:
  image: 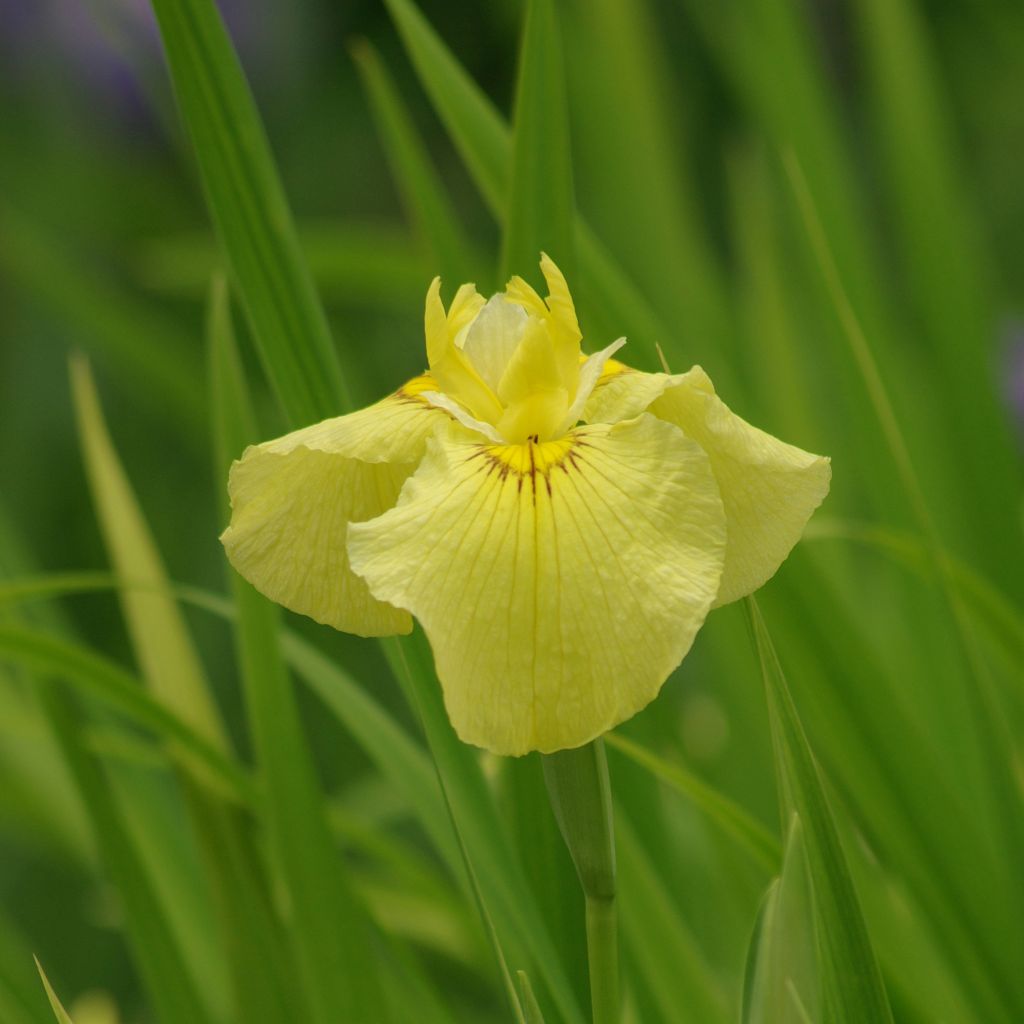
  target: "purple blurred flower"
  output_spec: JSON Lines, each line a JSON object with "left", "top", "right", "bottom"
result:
{"left": 1, "top": 0, "right": 273, "bottom": 122}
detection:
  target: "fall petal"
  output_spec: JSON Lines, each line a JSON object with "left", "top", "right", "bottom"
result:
{"left": 221, "top": 379, "right": 446, "bottom": 636}
{"left": 347, "top": 415, "right": 726, "bottom": 755}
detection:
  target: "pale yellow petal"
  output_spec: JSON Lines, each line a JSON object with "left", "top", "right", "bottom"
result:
{"left": 422, "top": 390, "right": 505, "bottom": 442}
{"left": 504, "top": 275, "right": 548, "bottom": 317}
{"left": 424, "top": 278, "right": 503, "bottom": 423}
{"left": 348, "top": 416, "right": 726, "bottom": 755}
{"left": 447, "top": 282, "right": 486, "bottom": 335}
{"left": 458, "top": 295, "right": 529, "bottom": 390}
{"left": 539, "top": 251, "right": 582, "bottom": 345}
{"left": 496, "top": 317, "right": 570, "bottom": 441}
{"left": 221, "top": 379, "right": 446, "bottom": 636}
{"left": 584, "top": 363, "right": 668, "bottom": 424}
{"left": 554, "top": 337, "right": 626, "bottom": 436}
{"left": 586, "top": 365, "right": 831, "bottom": 605}
{"left": 495, "top": 389, "right": 570, "bottom": 446}
{"left": 538, "top": 254, "right": 581, "bottom": 391}
{"left": 423, "top": 277, "right": 448, "bottom": 368}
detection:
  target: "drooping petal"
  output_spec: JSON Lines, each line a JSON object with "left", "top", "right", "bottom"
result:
{"left": 347, "top": 415, "right": 727, "bottom": 755}
{"left": 421, "top": 390, "right": 505, "bottom": 442}
{"left": 586, "top": 365, "right": 831, "bottom": 605}
{"left": 221, "top": 377, "right": 448, "bottom": 636}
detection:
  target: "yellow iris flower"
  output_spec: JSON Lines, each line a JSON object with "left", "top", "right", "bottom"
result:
{"left": 221, "top": 255, "right": 830, "bottom": 756}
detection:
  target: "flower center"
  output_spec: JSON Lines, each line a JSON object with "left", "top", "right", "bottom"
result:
{"left": 423, "top": 255, "right": 624, "bottom": 445}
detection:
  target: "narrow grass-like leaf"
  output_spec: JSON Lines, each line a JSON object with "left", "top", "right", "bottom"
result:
{"left": 382, "top": 0, "right": 671, "bottom": 353}
{"left": 564, "top": 0, "right": 734, "bottom": 374}
{"left": 0, "top": 571, "right": 458, "bottom": 883}
{"left": 0, "top": 625, "right": 252, "bottom": 803}
{"left": 382, "top": 0, "right": 507, "bottom": 213}
{"left": 723, "top": 141, "right": 818, "bottom": 438}
{"left": 37, "top": 687, "right": 220, "bottom": 1024}
{"left": 517, "top": 971, "right": 547, "bottom": 1024}
{"left": 748, "top": 597, "right": 893, "bottom": 1023}
{"left": 836, "top": 808, "right": 983, "bottom": 1024}
{"left": 142, "top": 581, "right": 554, "bottom": 1023}
{"left": 209, "top": 276, "right": 392, "bottom": 1023}
{"left": 20, "top": 563, "right": 1004, "bottom": 1019}
{"left": 503, "top": 757, "right": 589, "bottom": 1014}
{"left": 853, "top": 0, "right": 1018, "bottom": 522}
{"left": 742, "top": 816, "right": 819, "bottom": 1024}
{"left": 0, "top": 513, "right": 226, "bottom": 1024}
{"left": 33, "top": 961, "right": 73, "bottom": 1024}
{"left": 330, "top": 808, "right": 480, "bottom": 968}
{"left": 766, "top": 565, "right": 1021, "bottom": 1022}
{"left": 351, "top": 40, "right": 478, "bottom": 287}
{"left": 805, "top": 519, "right": 1024, "bottom": 663}
{"left": 279, "top": 632, "right": 462, "bottom": 878}
{"left": 606, "top": 733, "right": 780, "bottom": 873}
{"left": 0, "top": 672, "right": 90, "bottom": 861}
{"left": 681, "top": 0, "right": 1019, "bottom": 592}
{"left": 75, "top": 348, "right": 345, "bottom": 1023}
{"left": 723, "top": 104, "right": 1024, "bottom": 1020}
{"left": 148, "top": 0, "right": 349, "bottom": 423}
{"left": 502, "top": 0, "right": 575, "bottom": 282}
{"left": 0, "top": 573, "right": 122, "bottom": 608}
{"left": 786, "top": 152, "right": 1024, "bottom": 936}
{"left": 616, "top": 814, "right": 731, "bottom": 1024}
{"left": 0, "top": 567, "right": 475, "bottom": 1021}
{"left": 70, "top": 357, "right": 227, "bottom": 752}
{"left": 675, "top": 0, "right": 941, "bottom": 528}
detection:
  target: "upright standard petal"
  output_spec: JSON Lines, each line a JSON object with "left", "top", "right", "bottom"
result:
{"left": 424, "top": 278, "right": 503, "bottom": 425}
{"left": 586, "top": 365, "right": 831, "bottom": 605}
{"left": 221, "top": 376, "right": 447, "bottom": 636}
{"left": 348, "top": 416, "right": 727, "bottom": 755}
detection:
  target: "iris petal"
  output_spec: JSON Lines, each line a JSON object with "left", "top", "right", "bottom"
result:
{"left": 347, "top": 415, "right": 726, "bottom": 755}
{"left": 424, "top": 278, "right": 504, "bottom": 424}
{"left": 221, "top": 377, "right": 448, "bottom": 636}
{"left": 586, "top": 365, "right": 831, "bottom": 605}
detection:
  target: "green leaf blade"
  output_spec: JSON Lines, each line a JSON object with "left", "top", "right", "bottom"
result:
{"left": 208, "top": 278, "right": 393, "bottom": 1024}
{"left": 351, "top": 40, "right": 479, "bottom": 288}
{"left": 742, "top": 816, "right": 820, "bottom": 1024}
{"left": 616, "top": 814, "right": 731, "bottom": 1024}
{"left": 502, "top": 0, "right": 576, "bottom": 283}
{"left": 382, "top": 0, "right": 671, "bottom": 354}
{"left": 149, "top": 0, "right": 348, "bottom": 423}
{"left": 34, "top": 960, "right": 73, "bottom": 1024}
{"left": 748, "top": 597, "right": 894, "bottom": 1024}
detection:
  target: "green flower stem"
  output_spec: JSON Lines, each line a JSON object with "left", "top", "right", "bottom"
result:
{"left": 542, "top": 739, "right": 619, "bottom": 1024}
{"left": 584, "top": 895, "right": 618, "bottom": 1024}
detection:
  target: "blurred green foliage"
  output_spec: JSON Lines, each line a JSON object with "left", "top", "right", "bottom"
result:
{"left": 1, "top": 0, "right": 1022, "bottom": 1021}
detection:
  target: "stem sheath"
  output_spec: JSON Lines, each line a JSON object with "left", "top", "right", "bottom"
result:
{"left": 543, "top": 739, "right": 618, "bottom": 1023}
